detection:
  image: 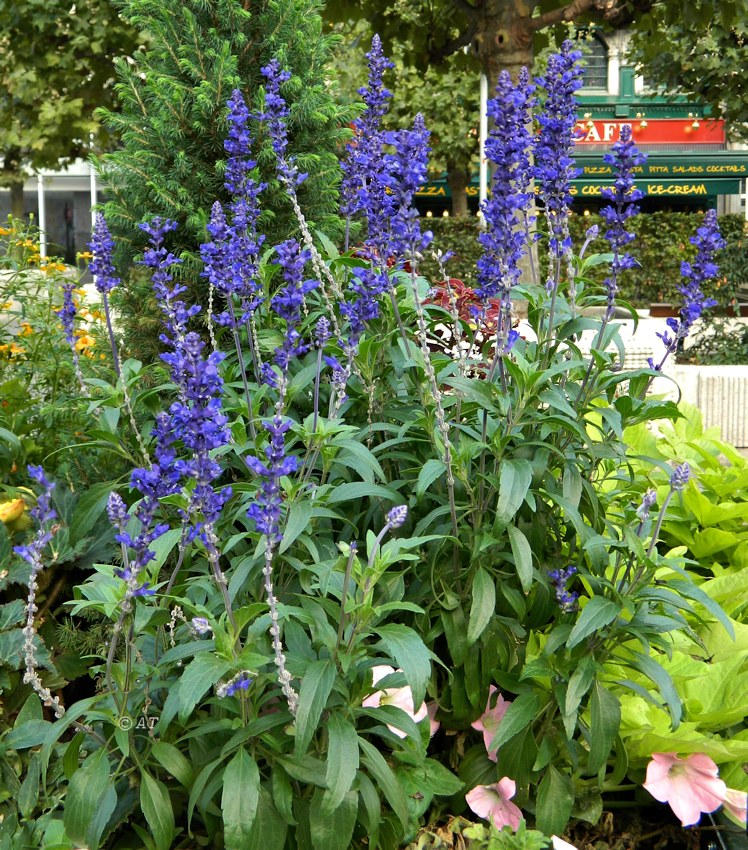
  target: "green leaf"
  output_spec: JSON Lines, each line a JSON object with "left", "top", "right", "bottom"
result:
{"left": 627, "top": 650, "right": 682, "bottom": 728}
{"left": 18, "top": 752, "right": 40, "bottom": 818}
{"left": 151, "top": 740, "right": 193, "bottom": 787}
{"left": 375, "top": 623, "right": 431, "bottom": 712}
{"left": 178, "top": 654, "right": 232, "bottom": 720}
{"left": 70, "top": 482, "right": 114, "bottom": 543}
{"left": 567, "top": 598, "right": 621, "bottom": 649}
{"left": 667, "top": 579, "right": 734, "bottom": 638}
{"left": 467, "top": 568, "right": 495, "bottom": 645}
{"left": 0, "top": 599, "right": 24, "bottom": 630}
{"left": 488, "top": 691, "right": 543, "bottom": 751}
{"left": 322, "top": 714, "right": 359, "bottom": 814}
{"left": 358, "top": 736, "right": 409, "bottom": 830}
{"left": 140, "top": 769, "right": 175, "bottom": 850}
{"left": 295, "top": 659, "right": 336, "bottom": 757}
{"left": 587, "top": 682, "right": 621, "bottom": 774}
{"left": 563, "top": 657, "right": 597, "bottom": 738}
{"left": 64, "top": 749, "right": 116, "bottom": 850}
{"left": 247, "top": 789, "right": 288, "bottom": 850}
{"left": 325, "top": 482, "right": 400, "bottom": 505}
{"left": 280, "top": 502, "right": 314, "bottom": 553}
{"left": 507, "top": 526, "right": 533, "bottom": 594}
{"left": 310, "top": 787, "right": 358, "bottom": 850}
{"left": 416, "top": 458, "right": 447, "bottom": 497}
{"left": 496, "top": 459, "right": 533, "bottom": 524}
{"left": 222, "top": 748, "right": 261, "bottom": 850}
{"left": 536, "top": 766, "right": 574, "bottom": 836}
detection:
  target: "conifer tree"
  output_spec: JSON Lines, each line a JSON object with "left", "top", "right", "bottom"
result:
{"left": 97, "top": 0, "right": 352, "bottom": 360}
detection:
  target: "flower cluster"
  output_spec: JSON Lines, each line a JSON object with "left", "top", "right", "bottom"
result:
{"left": 88, "top": 214, "right": 121, "bottom": 295}
{"left": 533, "top": 40, "right": 583, "bottom": 281}
{"left": 261, "top": 60, "right": 306, "bottom": 188}
{"left": 651, "top": 209, "right": 724, "bottom": 370}
{"left": 478, "top": 68, "right": 535, "bottom": 304}
{"left": 340, "top": 34, "right": 394, "bottom": 223}
{"left": 15, "top": 466, "right": 65, "bottom": 718}
{"left": 200, "top": 89, "right": 266, "bottom": 329}
{"left": 548, "top": 565, "right": 579, "bottom": 612}
{"left": 599, "top": 125, "right": 645, "bottom": 318}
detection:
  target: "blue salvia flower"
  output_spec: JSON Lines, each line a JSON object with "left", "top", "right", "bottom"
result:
{"left": 15, "top": 466, "right": 65, "bottom": 717}
{"left": 477, "top": 68, "right": 535, "bottom": 346}
{"left": 533, "top": 40, "right": 584, "bottom": 288}
{"left": 599, "top": 125, "right": 645, "bottom": 320}
{"left": 57, "top": 283, "right": 77, "bottom": 348}
{"left": 89, "top": 213, "right": 123, "bottom": 374}
{"left": 340, "top": 266, "right": 389, "bottom": 348}
{"left": 217, "top": 671, "right": 253, "bottom": 698}
{"left": 139, "top": 218, "right": 196, "bottom": 352}
{"left": 385, "top": 114, "right": 433, "bottom": 262}
{"left": 14, "top": 466, "right": 56, "bottom": 568}
{"left": 548, "top": 565, "right": 579, "bottom": 613}
{"left": 341, "top": 34, "right": 394, "bottom": 223}
{"left": 201, "top": 90, "right": 266, "bottom": 327}
{"left": 651, "top": 210, "right": 723, "bottom": 371}
{"left": 270, "top": 239, "right": 318, "bottom": 372}
{"left": 260, "top": 60, "right": 306, "bottom": 188}
{"left": 669, "top": 462, "right": 690, "bottom": 491}
{"left": 56, "top": 282, "right": 86, "bottom": 391}
{"left": 88, "top": 214, "right": 121, "bottom": 295}
{"left": 246, "top": 415, "right": 299, "bottom": 542}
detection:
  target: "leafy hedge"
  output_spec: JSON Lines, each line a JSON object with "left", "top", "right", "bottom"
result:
{"left": 420, "top": 212, "right": 747, "bottom": 308}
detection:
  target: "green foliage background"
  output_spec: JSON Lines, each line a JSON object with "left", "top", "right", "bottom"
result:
{"left": 420, "top": 212, "right": 747, "bottom": 308}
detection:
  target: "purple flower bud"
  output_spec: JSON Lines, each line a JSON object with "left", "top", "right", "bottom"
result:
{"left": 107, "top": 492, "right": 129, "bottom": 532}
{"left": 548, "top": 565, "right": 579, "bottom": 613}
{"left": 191, "top": 616, "right": 212, "bottom": 635}
{"left": 669, "top": 462, "right": 690, "bottom": 491}
{"left": 315, "top": 316, "right": 331, "bottom": 348}
{"left": 636, "top": 488, "right": 657, "bottom": 522}
{"left": 386, "top": 505, "right": 408, "bottom": 529}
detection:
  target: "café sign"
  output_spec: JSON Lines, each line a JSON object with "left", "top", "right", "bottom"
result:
{"left": 574, "top": 118, "right": 725, "bottom": 146}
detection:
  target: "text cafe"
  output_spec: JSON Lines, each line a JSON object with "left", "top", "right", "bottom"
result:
{"left": 416, "top": 118, "right": 748, "bottom": 215}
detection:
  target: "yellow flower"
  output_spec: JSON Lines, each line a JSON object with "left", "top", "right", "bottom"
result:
{"left": 9, "top": 342, "right": 25, "bottom": 356}
{"left": 0, "top": 499, "right": 25, "bottom": 524}
{"left": 0, "top": 227, "right": 12, "bottom": 236}
{"left": 75, "top": 334, "right": 95, "bottom": 352}
{"left": 1, "top": 302, "right": 12, "bottom": 311}
{"left": 19, "top": 322, "right": 33, "bottom": 337}
{"left": 77, "top": 251, "right": 93, "bottom": 260}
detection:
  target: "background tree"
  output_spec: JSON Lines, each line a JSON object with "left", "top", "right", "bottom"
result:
{"left": 0, "top": 0, "right": 141, "bottom": 217}
{"left": 97, "top": 0, "right": 354, "bottom": 361}
{"left": 325, "top": 0, "right": 747, "bottom": 124}
{"left": 626, "top": 1, "right": 748, "bottom": 139}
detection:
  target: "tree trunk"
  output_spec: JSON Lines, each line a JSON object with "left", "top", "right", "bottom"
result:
{"left": 9, "top": 181, "right": 24, "bottom": 219}
{"left": 473, "top": 0, "right": 537, "bottom": 85}
{"left": 2, "top": 148, "right": 25, "bottom": 220}
{"left": 447, "top": 167, "right": 469, "bottom": 217}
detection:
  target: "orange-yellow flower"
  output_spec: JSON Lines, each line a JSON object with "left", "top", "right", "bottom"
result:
{"left": 0, "top": 499, "right": 25, "bottom": 524}
{"left": 19, "top": 322, "right": 33, "bottom": 337}
{"left": 74, "top": 334, "right": 95, "bottom": 352}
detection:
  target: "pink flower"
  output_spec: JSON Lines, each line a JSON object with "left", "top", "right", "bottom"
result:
{"left": 465, "top": 777, "right": 523, "bottom": 831}
{"left": 723, "top": 788, "right": 747, "bottom": 825}
{"left": 362, "top": 665, "right": 431, "bottom": 738}
{"left": 643, "top": 752, "right": 727, "bottom": 826}
{"left": 471, "top": 685, "right": 511, "bottom": 762}
{"left": 426, "top": 701, "right": 441, "bottom": 737}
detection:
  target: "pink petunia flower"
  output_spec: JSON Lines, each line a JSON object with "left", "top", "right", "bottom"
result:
{"left": 362, "top": 665, "right": 432, "bottom": 738}
{"left": 723, "top": 788, "right": 747, "bottom": 825}
{"left": 471, "top": 685, "right": 511, "bottom": 762}
{"left": 426, "top": 701, "right": 441, "bottom": 737}
{"left": 643, "top": 752, "right": 727, "bottom": 826}
{"left": 465, "top": 777, "right": 523, "bottom": 831}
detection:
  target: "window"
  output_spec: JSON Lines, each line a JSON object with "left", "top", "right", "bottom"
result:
{"left": 579, "top": 32, "right": 609, "bottom": 90}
